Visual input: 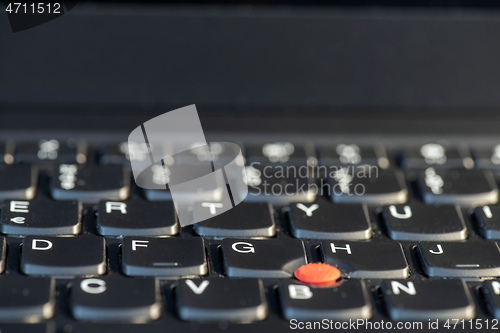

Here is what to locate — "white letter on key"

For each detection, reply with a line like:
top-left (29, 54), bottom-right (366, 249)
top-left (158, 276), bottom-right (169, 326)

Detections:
top-left (429, 244), bottom-right (443, 255)
top-left (185, 280), bottom-right (210, 295)
top-left (330, 243), bottom-right (352, 254)
top-left (296, 203), bottom-right (319, 217)
top-left (10, 201), bottom-right (29, 213)
top-left (81, 278), bottom-right (107, 294)
top-left (132, 240), bottom-right (149, 251)
top-left (391, 281), bottom-right (416, 295)
top-left (106, 202), bottom-right (127, 214)
top-left (288, 285), bottom-right (313, 299)
top-left (32, 239), bottom-right (53, 250)
top-left (232, 242), bottom-right (255, 254)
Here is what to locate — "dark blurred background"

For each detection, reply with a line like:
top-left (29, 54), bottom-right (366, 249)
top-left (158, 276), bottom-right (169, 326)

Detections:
top-left (1, 1), bottom-right (500, 132)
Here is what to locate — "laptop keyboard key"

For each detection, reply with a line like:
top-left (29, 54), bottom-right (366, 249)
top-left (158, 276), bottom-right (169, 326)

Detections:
top-left (287, 201), bottom-right (372, 240)
top-left (176, 142), bottom-right (243, 166)
top-left (248, 142), bottom-right (311, 166)
top-left (399, 143), bottom-right (473, 169)
top-left (1, 199), bottom-right (81, 236)
top-left (382, 279), bottom-right (474, 320)
top-left (329, 167), bottom-right (408, 205)
top-left (319, 144), bottom-right (385, 167)
top-left (417, 241), bottom-right (500, 277)
top-left (50, 164), bottom-right (130, 203)
top-left (144, 164), bottom-right (225, 202)
top-left (97, 200), bottom-right (178, 237)
top-left (0, 165), bottom-right (37, 200)
top-left (320, 241), bottom-right (409, 278)
top-left (71, 277), bottom-right (161, 323)
top-left (244, 164), bottom-right (316, 203)
top-left (415, 168), bottom-right (498, 207)
top-left (278, 279), bottom-right (372, 320)
top-left (18, 139), bottom-right (86, 164)
top-left (222, 238), bottom-right (307, 278)
top-left (482, 280), bottom-right (500, 319)
top-left (0, 237), bottom-right (5, 273)
top-left (194, 202), bottom-right (275, 238)
top-left (121, 237), bottom-right (207, 277)
top-left (176, 278), bottom-right (268, 322)
top-left (21, 236), bottom-right (106, 277)
top-left (475, 206), bottom-right (500, 239)
top-left (381, 204), bottom-right (467, 241)
top-left (99, 141), bottom-right (146, 165)
top-left (472, 144), bottom-right (500, 169)
top-left (0, 276), bottom-right (56, 323)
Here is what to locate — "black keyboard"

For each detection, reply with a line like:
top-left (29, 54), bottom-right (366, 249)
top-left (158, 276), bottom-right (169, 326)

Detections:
top-left (1, 137), bottom-right (500, 333)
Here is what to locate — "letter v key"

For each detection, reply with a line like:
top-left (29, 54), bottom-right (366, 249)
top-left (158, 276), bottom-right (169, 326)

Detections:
top-left (185, 280), bottom-right (210, 295)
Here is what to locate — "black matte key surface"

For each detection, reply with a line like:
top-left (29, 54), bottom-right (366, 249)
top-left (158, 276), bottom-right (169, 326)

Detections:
top-left (121, 237), bottom-right (207, 277)
top-left (0, 276), bottom-right (56, 322)
top-left (18, 139), bottom-right (84, 164)
top-left (320, 241), bottom-right (409, 278)
top-left (381, 203), bottom-right (467, 241)
top-left (287, 201), bottom-right (372, 240)
top-left (1, 199), bottom-right (81, 236)
top-left (319, 144), bottom-right (382, 167)
top-left (144, 189), bottom-right (172, 201)
top-left (417, 241), bottom-right (500, 277)
top-left (176, 278), bottom-right (268, 322)
top-left (51, 164), bottom-right (130, 203)
top-left (222, 238), bottom-right (307, 278)
top-left (145, 165), bottom-right (224, 202)
top-left (482, 280), bottom-right (500, 319)
top-left (97, 200), bottom-right (178, 237)
top-left (71, 277), bottom-right (161, 323)
top-left (0, 164), bottom-right (37, 200)
top-left (382, 279), bottom-right (475, 321)
top-left (328, 167), bottom-right (407, 205)
top-left (278, 279), bottom-right (372, 320)
top-left (21, 236), bottom-right (106, 277)
top-left (194, 202), bottom-right (275, 238)
top-left (248, 142), bottom-right (310, 166)
top-left (244, 164), bottom-right (315, 203)
top-left (399, 143), bottom-right (471, 169)
top-left (0, 324), bottom-right (51, 333)
top-left (475, 205), bottom-right (500, 239)
top-left (415, 168), bottom-right (498, 206)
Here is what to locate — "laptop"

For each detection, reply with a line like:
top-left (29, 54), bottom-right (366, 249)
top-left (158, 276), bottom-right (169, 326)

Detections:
top-left (1, 1), bottom-right (500, 332)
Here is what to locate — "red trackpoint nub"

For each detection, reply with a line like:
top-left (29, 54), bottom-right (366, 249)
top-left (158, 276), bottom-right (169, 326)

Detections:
top-left (294, 263), bottom-right (341, 284)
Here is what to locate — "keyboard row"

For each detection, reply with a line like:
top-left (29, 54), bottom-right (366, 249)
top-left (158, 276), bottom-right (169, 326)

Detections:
top-left (104, 141), bottom-right (500, 170)
top-left (3, 199), bottom-right (500, 241)
top-left (1, 139), bottom-right (499, 170)
top-left (4, 274), bottom-right (500, 324)
top-left (4, 236), bottom-right (500, 279)
top-left (0, 163), bottom-right (499, 207)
